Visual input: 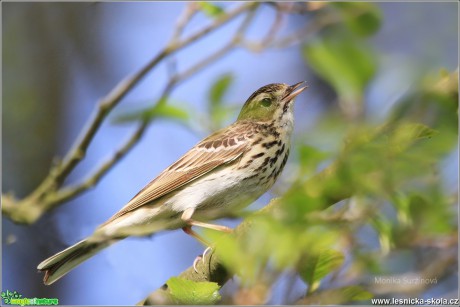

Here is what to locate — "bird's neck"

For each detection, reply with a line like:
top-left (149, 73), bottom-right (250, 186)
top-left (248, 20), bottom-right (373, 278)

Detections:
top-left (252, 113), bottom-right (294, 140)
top-left (277, 111), bottom-right (294, 135)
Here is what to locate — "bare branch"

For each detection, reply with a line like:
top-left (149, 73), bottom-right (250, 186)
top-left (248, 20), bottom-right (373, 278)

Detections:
top-left (171, 2), bottom-right (199, 42)
top-left (240, 7), bottom-right (283, 52)
top-left (49, 1), bottom-right (256, 190)
top-left (2, 2), bottom-right (257, 224)
top-left (15, 4), bottom-right (263, 219)
top-left (46, 122), bottom-right (148, 206)
top-left (67, 5), bottom-right (240, 203)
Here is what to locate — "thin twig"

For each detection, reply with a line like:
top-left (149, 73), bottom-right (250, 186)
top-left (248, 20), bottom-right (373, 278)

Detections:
top-left (2, 2), bottom-right (256, 224)
top-left (240, 7), bottom-right (283, 52)
top-left (46, 122), bottom-right (148, 206)
top-left (167, 3), bottom-right (198, 81)
top-left (172, 2), bottom-right (198, 42)
top-left (50, 1), bottom-right (255, 190)
top-left (271, 14), bottom-right (336, 48)
top-left (266, 2), bottom-right (322, 14)
top-left (48, 4), bottom-right (260, 210)
top-left (238, 4), bottom-right (336, 51)
top-left (172, 5), bottom-right (258, 85)
top-left (261, 8), bottom-right (283, 47)
top-left (271, 5), bottom-right (377, 48)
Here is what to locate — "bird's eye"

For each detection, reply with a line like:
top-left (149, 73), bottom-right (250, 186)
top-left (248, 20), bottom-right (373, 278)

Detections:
top-left (260, 98), bottom-right (272, 107)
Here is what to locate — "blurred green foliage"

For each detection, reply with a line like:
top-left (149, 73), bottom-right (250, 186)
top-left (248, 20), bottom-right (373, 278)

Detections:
top-left (303, 2), bottom-right (384, 118)
top-left (331, 2), bottom-right (382, 37)
top-left (4, 1), bottom-right (457, 305)
top-left (78, 2), bottom-right (456, 304)
top-left (204, 70), bottom-right (457, 303)
top-left (112, 98), bottom-right (190, 126)
top-left (207, 73), bottom-right (236, 130)
top-left (195, 2), bottom-right (457, 304)
top-left (303, 35), bottom-right (377, 105)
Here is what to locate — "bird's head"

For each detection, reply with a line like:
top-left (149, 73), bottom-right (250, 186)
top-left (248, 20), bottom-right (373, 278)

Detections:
top-left (237, 81), bottom-right (308, 123)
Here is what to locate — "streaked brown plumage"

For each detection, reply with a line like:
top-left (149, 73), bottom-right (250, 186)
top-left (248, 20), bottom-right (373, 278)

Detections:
top-left (38, 81), bottom-right (307, 285)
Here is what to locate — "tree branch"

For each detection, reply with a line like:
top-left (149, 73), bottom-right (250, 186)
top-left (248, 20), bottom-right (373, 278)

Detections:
top-left (4, 0), bottom-right (334, 225)
top-left (2, 2), bottom-right (257, 225)
top-left (42, 4), bottom-right (260, 211)
top-left (46, 121), bottom-right (149, 206)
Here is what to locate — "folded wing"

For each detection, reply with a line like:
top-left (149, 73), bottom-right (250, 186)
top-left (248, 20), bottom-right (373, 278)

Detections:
top-left (103, 123), bottom-right (253, 224)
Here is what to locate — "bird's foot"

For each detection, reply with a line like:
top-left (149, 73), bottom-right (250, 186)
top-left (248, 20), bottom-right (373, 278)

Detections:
top-left (193, 246), bottom-right (213, 272)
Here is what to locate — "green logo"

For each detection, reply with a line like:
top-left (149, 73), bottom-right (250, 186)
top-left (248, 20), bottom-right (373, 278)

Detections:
top-left (1, 290), bottom-right (58, 306)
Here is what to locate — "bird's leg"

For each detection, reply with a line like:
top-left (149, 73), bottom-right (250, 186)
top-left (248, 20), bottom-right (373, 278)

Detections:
top-left (182, 225), bottom-right (210, 246)
top-left (182, 225), bottom-right (210, 272)
top-left (181, 208), bottom-right (233, 272)
top-left (181, 207), bottom-right (233, 234)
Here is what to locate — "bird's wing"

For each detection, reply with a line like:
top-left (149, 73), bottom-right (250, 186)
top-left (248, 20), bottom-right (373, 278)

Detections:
top-left (103, 123), bottom-right (253, 224)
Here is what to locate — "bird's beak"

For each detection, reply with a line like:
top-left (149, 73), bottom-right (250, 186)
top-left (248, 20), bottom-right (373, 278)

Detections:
top-left (283, 81), bottom-right (308, 102)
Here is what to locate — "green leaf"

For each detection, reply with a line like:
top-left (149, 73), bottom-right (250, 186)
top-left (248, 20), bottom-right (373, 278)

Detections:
top-left (299, 249), bottom-right (345, 292)
top-left (209, 73), bottom-right (233, 108)
top-left (342, 285), bottom-right (373, 301)
top-left (407, 192), bottom-right (455, 235)
top-left (149, 103), bottom-right (189, 121)
top-left (207, 73), bottom-right (234, 129)
top-left (303, 35), bottom-right (377, 103)
top-left (207, 213), bottom-right (341, 287)
top-left (113, 101), bottom-right (189, 124)
top-left (392, 192), bottom-right (413, 227)
top-left (331, 2), bottom-right (382, 36)
top-left (198, 2), bottom-right (224, 18)
top-left (392, 122), bottom-right (437, 143)
top-left (166, 277), bottom-right (221, 305)
top-left (298, 144), bottom-right (330, 174)
top-left (327, 121), bottom-right (446, 198)
top-left (371, 216), bottom-right (393, 254)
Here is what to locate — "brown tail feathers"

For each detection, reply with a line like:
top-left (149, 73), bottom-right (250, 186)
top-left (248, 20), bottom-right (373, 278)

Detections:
top-left (37, 239), bottom-right (115, 285)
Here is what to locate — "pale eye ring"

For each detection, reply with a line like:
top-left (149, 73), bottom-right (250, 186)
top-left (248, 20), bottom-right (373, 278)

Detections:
top-left (261, 98), bottom-right (272, 107)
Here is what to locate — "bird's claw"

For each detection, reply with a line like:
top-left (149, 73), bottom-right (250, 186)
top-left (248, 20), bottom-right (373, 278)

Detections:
top-left (193, 255), bottom-right (202, 272)
top-left (193, 246), bottom-right (213, 272)
top-left (202, 246), bottom-right (212, 263)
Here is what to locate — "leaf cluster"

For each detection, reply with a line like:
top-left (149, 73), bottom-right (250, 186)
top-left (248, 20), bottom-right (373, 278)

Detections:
top-left (168, 3), bottom-right (458, 304)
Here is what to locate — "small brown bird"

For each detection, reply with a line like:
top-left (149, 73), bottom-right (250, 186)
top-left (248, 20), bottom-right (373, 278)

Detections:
top-left (38, 81), bottom-right (308, 284)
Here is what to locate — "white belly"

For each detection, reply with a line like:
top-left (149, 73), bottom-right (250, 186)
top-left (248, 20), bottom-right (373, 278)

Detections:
top-left (165, 166), bottom-right (264, 220)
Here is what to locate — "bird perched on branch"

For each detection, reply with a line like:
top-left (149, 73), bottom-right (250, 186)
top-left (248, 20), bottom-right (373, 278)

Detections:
top-left (38, 81), bottom-right (308, 285)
